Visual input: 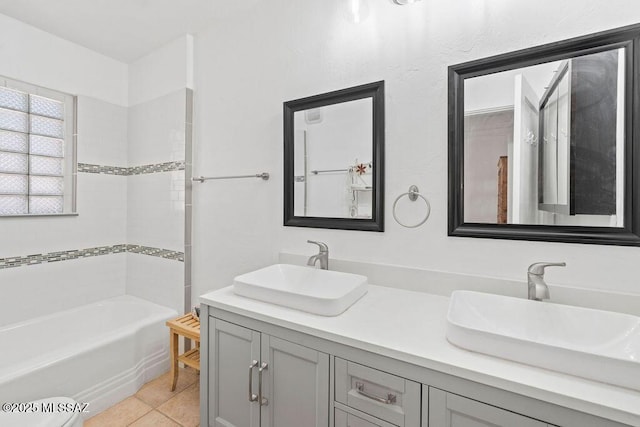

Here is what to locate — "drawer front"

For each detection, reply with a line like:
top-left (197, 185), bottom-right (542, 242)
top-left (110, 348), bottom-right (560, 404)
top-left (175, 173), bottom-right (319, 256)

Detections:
top-left (335, 358), bottom-right (420, 427)
top-left (335, 406), bottom-right (397, 427)
top-left (429, 388), bottom-right (549, 427)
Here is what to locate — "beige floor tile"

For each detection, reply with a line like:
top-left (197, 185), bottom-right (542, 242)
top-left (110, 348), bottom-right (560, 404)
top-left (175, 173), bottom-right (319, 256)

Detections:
top-left (85, 397), bottom-right (152, 427)
top-left (136, 368), bottom-right (199, 408)
top-left (129, 410), bottom-right (181, 427)
top-left (158, 382), bottom-right (200, 427)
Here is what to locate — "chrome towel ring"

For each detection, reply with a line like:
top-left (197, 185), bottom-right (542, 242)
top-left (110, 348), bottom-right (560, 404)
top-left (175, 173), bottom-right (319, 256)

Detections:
top-left (392, 185), bottom-right (431, 228)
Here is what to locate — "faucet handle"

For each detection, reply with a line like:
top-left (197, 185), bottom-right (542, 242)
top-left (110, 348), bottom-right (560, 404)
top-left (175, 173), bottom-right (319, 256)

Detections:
top-left (528, 262), bottom-right (566, 275)
top-left (307, 240), bottom-right (328, 252)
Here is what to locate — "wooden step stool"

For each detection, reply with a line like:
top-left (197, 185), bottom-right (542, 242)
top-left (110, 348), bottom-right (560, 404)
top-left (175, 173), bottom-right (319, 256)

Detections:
top-left (166, 313), bottom-right (201, 391)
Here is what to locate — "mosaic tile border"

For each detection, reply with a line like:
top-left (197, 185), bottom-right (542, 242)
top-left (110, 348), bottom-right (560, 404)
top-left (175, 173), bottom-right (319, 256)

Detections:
top-left (78, 161), bottom-right (185, 176)
top-left (0, 244), bottom-right (184, 269)
top-left (126, 244), bottom-right (184, 262)
top-left (77, 164), bottom-right (129, 175)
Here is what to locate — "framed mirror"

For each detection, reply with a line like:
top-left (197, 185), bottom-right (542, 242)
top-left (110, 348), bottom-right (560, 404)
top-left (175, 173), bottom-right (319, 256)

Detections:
top-left (284, 81), bottom-right (384, 231)
top-left (449, 24), bottom-right (640, 246)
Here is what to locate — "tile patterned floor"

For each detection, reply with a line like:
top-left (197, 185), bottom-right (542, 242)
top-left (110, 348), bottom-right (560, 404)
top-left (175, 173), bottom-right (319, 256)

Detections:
top-left (85, 368), bottom-right (199, 427)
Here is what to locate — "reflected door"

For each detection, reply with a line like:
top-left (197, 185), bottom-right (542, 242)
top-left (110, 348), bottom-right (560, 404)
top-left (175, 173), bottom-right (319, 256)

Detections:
top-left (512, 74), bottom-right (540, 224)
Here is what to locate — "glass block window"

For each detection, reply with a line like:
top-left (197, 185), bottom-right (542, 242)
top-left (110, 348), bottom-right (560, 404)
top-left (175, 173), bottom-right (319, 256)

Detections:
top-left (0, 78), bottom-right (76, 216)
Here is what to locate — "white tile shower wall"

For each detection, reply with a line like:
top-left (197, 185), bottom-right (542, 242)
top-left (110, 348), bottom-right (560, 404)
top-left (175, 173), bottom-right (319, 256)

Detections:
top-left (0, 95), bottom-right (130, 256)
top-left (0, 15), bottom-right (129, 321)
top-left (124, 34), bottom-right (191, 315)
top-left (0, 253), bottom-right (126, 327)
top-left (0, 173), bottom-right (127, 257)
top-left (0, 123), bottom-right (128, 319)
top-left (126, 88), bottom-right (187, 312)
top-left (0, 24), bottom-right (192, 324)
top-left (127, 170), bottom-right (185, 250)
top-left (126, 89), bottom-right (186, 252)
top-left (127, 90), bottom-right (187, 167)
top-left (125, 253), bottom-right (183, 316)
top-left (191, 0), bottom-right (640, 304)
top-left (77, 96), bottom-right (128, 166)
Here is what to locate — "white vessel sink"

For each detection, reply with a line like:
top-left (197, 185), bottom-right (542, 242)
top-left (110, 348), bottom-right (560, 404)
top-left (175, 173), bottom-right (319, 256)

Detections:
top-left (446, 291), bottom-right (640, 391)
top-left (233, 264), bottom-right (368, 316)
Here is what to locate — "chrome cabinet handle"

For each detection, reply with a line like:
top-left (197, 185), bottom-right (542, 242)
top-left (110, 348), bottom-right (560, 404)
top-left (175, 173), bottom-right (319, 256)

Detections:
top-left (248, 360), bottom-right (258, 402)
top-left (355, 382), bottom-right (397, 405)
top-left (259, 362), bottom-right (269, 406)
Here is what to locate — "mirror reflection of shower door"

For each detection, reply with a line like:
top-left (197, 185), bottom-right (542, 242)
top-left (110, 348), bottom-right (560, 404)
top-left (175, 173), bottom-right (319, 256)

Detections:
top-left (556, 69), bottom-right (570, 207)
top-left (541, 89), bottom-right (559, 207)
top-left (511, 74), bottom-right (540, 224)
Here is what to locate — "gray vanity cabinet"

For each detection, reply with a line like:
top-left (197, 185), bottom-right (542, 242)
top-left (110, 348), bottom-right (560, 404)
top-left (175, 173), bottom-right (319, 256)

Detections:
top-left (426, 387), bottom-right (551, 427)
top-left (202, 306), bottom-right (633, 427)
top-left (207, 317), bottom-right (329, 427)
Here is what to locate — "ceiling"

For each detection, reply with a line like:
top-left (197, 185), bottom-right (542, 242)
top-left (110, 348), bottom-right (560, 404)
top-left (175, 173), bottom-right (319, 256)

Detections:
top-left (0, 0), bottom-right (217, 63)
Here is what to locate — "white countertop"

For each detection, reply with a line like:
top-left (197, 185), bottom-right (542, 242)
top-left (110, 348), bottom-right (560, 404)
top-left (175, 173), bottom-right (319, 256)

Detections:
top-left (201, 285), bottom-right (640, 426)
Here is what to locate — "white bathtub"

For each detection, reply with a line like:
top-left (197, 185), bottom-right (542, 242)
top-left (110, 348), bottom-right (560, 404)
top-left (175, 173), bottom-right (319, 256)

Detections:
top-left (0, 295), bottom-right (178, 417)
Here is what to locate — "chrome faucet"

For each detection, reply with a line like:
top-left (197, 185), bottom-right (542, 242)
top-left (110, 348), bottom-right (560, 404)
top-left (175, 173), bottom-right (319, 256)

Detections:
top-left (307, 240), bottom-right (329, 270)
top-left (527, 262), bottom-right (566, 301)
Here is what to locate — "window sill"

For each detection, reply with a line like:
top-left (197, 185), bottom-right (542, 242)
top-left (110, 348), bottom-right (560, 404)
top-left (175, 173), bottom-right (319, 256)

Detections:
top-left (0, 213), bottom-right (78, 218)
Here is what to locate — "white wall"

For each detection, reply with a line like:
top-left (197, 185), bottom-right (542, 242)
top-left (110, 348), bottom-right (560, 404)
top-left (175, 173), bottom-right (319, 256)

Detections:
top-left (192, 0), bottom-right (640, 302)
top-left (0, 14), bottom-right (129, 325)
top-left (129, 35), bottom-right (194, 107)
top-left (0, 13), bottom-right (127, 106)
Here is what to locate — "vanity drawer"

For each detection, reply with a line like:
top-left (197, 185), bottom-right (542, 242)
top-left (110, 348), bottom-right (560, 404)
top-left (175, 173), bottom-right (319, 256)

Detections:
top-left (335, 405), bottom-right (397, 427)
top-left (335, 358), bottom-right (420, 427)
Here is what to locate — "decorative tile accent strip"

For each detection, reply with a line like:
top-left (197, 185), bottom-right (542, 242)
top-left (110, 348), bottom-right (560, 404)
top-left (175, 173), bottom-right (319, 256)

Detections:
top-left (126, 244), bottom-right (184, 262)
top-left (77, 163), bottom-right (130, 175)
top-left (0, 244), bottom-right (127, 269)
top-left (129, 161), bottom-right (185, 175)
top-left (78, 161), bottom-right (185, 176)
top-left (0, 244), bottom-right (184, 269)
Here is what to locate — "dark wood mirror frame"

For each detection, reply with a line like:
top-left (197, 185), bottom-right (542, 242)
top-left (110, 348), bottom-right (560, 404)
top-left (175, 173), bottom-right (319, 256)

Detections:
top-left (283, 81), bottom-right (385, 232)
top-left (448, 24), bottom-right (640, 246)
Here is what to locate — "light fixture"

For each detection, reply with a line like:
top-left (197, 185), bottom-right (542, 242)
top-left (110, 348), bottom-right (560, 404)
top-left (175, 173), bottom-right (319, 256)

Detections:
top-left (393, 0), bottom-right (421, 4)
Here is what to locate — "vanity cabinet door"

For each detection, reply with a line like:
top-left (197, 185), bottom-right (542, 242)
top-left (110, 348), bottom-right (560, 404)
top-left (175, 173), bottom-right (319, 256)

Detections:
top-left (428, 388), bottom-right (549, 427)
top-left (208, 317), bottom-right (329, 427)
top-left (208, 318), bottom-right (261, 427)
top-left (260, 335), bottom-right (329, 427)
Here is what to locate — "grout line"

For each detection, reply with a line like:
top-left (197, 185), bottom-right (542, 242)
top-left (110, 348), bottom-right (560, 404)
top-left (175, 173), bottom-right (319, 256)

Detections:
top-left (124, 397), bottom-right (153, 427)
top-left (156, 385), bottom-right (196, 427)
top-left (151, 410), bottom-right (184, 427)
